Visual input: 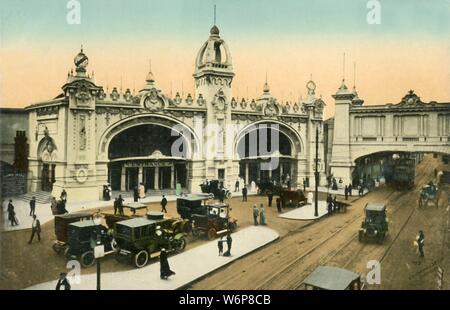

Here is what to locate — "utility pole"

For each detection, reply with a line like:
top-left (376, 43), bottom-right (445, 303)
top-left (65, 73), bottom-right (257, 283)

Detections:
top-left (314, 126), bottom-right (319, 217)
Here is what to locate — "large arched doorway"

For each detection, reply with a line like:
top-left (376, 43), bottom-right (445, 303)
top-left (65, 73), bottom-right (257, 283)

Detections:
top-left (236, 123), bottom-right (300, 187)
top-left (107, 124), bottom-right (190, 191)
top-left (37, 134), bottom-right (58, 192)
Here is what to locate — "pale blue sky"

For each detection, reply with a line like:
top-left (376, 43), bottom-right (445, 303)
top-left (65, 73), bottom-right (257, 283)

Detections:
top-left (1, 0), bottom-right (449, 46)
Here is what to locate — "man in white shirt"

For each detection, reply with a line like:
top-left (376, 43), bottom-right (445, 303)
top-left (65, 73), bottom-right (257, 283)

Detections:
top-left (28, 215), bottom-right (41, 244)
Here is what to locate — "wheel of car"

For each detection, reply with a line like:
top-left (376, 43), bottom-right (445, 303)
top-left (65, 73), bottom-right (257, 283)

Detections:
top-left (64, 247), bottom-right (72, 260)
top-left (192, 227), bottom-right (200, 237)
top-left (358, 231), bottom-right (364, 243)
top-left (134, 250), bottom-right (149, 268)
top-left (52, 243), bottom-right (61, 254)
top-left (182, 221), bottom-right (192, 234)
top-left (175, 238), bottom-right (187, 252)
top-left (207, 228), bottom-right (217, 240)
top-left (80, 251), bottom-right (95, 268)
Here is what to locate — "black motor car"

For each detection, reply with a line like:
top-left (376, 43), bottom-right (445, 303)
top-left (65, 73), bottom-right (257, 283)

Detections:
top-left (358, 203), bottom-right (389, 244)
top-left (65, 221), bottom-right (116, 267)
top-left (200, 180), bottom-right (231, 200)
top-left (176, 194), bottom-right (210, 220)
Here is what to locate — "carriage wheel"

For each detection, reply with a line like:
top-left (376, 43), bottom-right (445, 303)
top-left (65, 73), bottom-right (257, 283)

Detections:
top-left (134, 250), bottom-right (149, 268)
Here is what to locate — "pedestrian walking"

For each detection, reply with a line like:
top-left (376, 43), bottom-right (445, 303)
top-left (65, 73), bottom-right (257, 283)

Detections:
top-left (344, 185), bottom-right (348, 200)
top-left (267, 191), bottom-right (273, 207)
top-left (333, 196), bottom-right (337, 212)
top-left (161, 195), bottom-right (168, 213)
top-left (160, 249), bottom-right (175, 279)
top-left (60, 189), bottom-right (67, 204)
top-left (113, 197), bottom-right (118, 215)
top-left (217, 237), bottom-right (224, 256)
top-left (416, 230), bottom-right (425, 258)
top-left (326, 194), bottom-right (333, 216)
top-left (242, 185), bottom-right (248, 202)
top-left (56, 272), bottom-right (71, 290)
top-left (259, 204), bottom-right (266, 225)
top-left (28, 215), bottom-right (41, 244)
top-left (348, 184), bottom-right (353, 196)
top-left (29, 196), bottom-right (36, 216)
top-left (303, 178), bottom-right (306, 192)
top-left (117, 195), bottom-right (124, 215)
top-left (133, 186), bottom-right (139, 202)
top-left (223, 232), bottom-right (232, 257)
top-left (276, 198), bottom-right (282, 213)
top-left (235, 179), bottom-right (240, 192)
top-left (359, 186), bottom-right (364, 196)
top-left (7, 200), bottom-right (18, 226)
top-left (253, 204), bottom-right (259, 225)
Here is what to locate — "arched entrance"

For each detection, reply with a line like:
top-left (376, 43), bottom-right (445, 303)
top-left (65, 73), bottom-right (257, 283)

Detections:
top-left (235, 122), bottom-right (301, 187)
top-left (107, 124), bottom-right (191, 191)
top-left (37, 134), bottom-right (58, 192)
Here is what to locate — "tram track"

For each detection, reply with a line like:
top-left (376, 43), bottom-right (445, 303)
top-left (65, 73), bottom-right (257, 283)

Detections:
top-left (256, 157), bottom-right (435, 290)
top-left (189, 155), bottom-right (440, 290)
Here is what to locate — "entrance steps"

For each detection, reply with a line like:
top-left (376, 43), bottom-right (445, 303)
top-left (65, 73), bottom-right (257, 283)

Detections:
top-left (18, 191), bottom-right (52, 204)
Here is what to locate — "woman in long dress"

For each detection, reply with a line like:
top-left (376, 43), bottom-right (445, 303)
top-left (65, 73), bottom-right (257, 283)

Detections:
top-left (138, 182), bottom-right (145, 200)
top-left (160, 249), bottom-right (175, 279)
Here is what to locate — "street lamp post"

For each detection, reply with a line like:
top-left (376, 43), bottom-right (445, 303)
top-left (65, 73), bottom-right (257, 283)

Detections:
top-left (314, 127), bottom-right (319, 217)
top-left (92, 215), bottom-right (104, 291)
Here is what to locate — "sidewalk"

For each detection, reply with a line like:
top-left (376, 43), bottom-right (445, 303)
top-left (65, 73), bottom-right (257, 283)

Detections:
top-left (279, 201), bottom-right (329, 220)
top-left (26, 226), bottom-right (279, 290)
top-left (304, 186), bottom-right (369, 196)
top-left (2, 190), bottom-right (256, 232)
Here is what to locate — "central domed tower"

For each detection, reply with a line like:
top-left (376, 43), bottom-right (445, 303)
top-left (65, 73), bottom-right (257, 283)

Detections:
top-left (194, 24), bottom-right (235, 181)
top-left (194, 25), bottom-right (234, 118)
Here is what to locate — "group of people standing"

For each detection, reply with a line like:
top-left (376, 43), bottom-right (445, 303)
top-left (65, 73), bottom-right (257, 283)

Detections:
top-left (217, 232), bottom-right (233, 257)
top-left (326, 194), bottom-right (340, 215)
top-left (252, 204), bottom-right (267, 225)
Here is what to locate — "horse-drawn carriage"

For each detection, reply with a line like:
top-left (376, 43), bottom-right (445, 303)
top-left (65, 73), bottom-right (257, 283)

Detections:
top-left (418, 184), bottom-right (440, 208)
top-left (279, 189), bottom-right (307, 208)
top-left (256, 180), bottom-right (282, 196)
top-left (200, 180), bottom-right (232, 200)
top-left (52, 212), bottom-right (94, 254)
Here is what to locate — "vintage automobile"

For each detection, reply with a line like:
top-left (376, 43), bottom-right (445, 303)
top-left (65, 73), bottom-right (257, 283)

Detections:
top-left (256, 180), bottom-right (282, 196)
top-left (279, 189), bottom-right (307, 208)
top-left (114, 211), bottom-right (187, 268)
top-left (191, 203), bottom-right (237, 240)
top-left (105, 212), bottom-right (191, 234)
top-left (418, 184), bottom-right (440, 208)
top-left (176, 194), bottom-right (211, 220)
top-left (358, 203), bottom-right (389, 244)
top-left (200, 180), bottom-right (232, 200)
top-left (301, 266), bottom-right (363, 290)
top-left (52, 212), bottom-right (94, 254)
top-left (65, 221), bottom-right (117, 267)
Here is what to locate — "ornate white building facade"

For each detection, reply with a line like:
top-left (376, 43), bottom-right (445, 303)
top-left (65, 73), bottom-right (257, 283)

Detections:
top-left (26, 25), bottom-right (326, 202)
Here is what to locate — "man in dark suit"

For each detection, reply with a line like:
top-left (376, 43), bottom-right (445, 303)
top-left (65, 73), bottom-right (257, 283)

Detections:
top-left (267, 190), bottom-right (273, 207)
top-left (161, 195), bottom-right (168, 213)
top-left (242, 185), bottom-right (248, 202)
top-left (29, 196), bottom-right (36, 216)
top-left (28, 215), bottom-right (41, 244)
top-left (56, 272), bottom-right (71, 290)
top-left (8, 200), bottom-right (18, 226)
